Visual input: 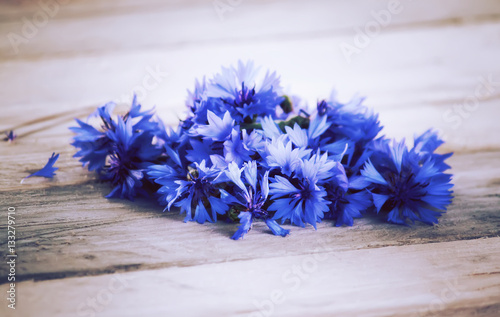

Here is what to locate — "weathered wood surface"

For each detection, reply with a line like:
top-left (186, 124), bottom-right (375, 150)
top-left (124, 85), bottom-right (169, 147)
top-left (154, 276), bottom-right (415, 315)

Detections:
top-left (0, 149), bottom-right (499, 283)
top-left (1, 0), bottom-right (500, 316)
top-left (9, 238), bottom-right (500, 317)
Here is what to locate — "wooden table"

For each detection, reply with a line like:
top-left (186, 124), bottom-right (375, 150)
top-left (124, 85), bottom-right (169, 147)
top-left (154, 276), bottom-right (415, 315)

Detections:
top-left (1, 1), bottom-right (499, 316)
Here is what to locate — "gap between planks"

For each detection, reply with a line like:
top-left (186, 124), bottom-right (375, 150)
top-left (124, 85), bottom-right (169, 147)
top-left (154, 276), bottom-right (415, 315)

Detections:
top-left (0, 149), bottom-right (499, 283)
top-left (0, 237), bottom-right (499, 317)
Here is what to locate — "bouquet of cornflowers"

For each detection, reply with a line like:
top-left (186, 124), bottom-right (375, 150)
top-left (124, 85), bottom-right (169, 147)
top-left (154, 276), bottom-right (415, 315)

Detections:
top-left (70, 61), bottom-right (454, 240)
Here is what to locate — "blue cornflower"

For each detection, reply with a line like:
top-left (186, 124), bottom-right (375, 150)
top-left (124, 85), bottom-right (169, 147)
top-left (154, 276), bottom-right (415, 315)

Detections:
top-left (321, 93), bottom-right (382, 144)
top-left (101, 117), bottom-right (161, 200)
top-left (183, 110), bottom-right (236, 166)
top-left (310, 150), bottom-right (339, 183)
top-left (153, 160), bottom-right (230, 224)
top-left (68, 62), bottom-right (456, 240)
top-left (410, 129), bottom-right (452, 172)
top-left (70, 118), bottom-right (109, 172)
top-left (89, 102), bottom-right (116, 130)
top-left (71, 96), bottom-right (163, 200)
top-left (4, 130), bottom-right (16, 142)
top-left (21, 153), bottom-right (59, 183)
top-left (361, 139), bottom-right (453, 225)
top-left (225, 161), bottom-right (290, 239)
top-left (207, 61), bottom-right (284, 123)
top-left (185, 138), bottom-right (218, 164)
top-left (155, 119), bottom-right (192, 169)
top-left (264, 136), bottom-right (311, 176)
top-left (224, 129), bottom-right (253, 166)
top-left (192, 110), bottom-right (235, 141)
top-left (185, 77), bottom-right (228, 125)
top-left (268, 155), bottom-right (331, 229)
top-left (259, 115), bottom-right (282, 139)
top-left (340, 140), bottom-right (377, 177)
top-left (260, 112), bottom-right (345, 164)
top-left (223, 129), bottom-right (264, 166)
top-left (322, 162), bottom-right (372, 226)
top-left (147, 163), bottom-right (183, 208)
top-left (70, 102), bottom-right (119, 172)
top-left (125, 95), bottom-right (160, 132)
top-left (241, 128), bottom-right (267, 153)
top-left (317, 93), bottom-right (383, 176)
top-left (71, 96), bottom-right (161, 173)
top-left (186, 78), bottom-right (207, 119)
top-left (285, 115), bottom-right (330, 150)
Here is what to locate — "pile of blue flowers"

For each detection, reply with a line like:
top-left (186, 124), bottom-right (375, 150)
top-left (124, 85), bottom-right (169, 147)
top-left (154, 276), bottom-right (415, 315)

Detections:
top-left (70, 61), bottom-right (454, 240)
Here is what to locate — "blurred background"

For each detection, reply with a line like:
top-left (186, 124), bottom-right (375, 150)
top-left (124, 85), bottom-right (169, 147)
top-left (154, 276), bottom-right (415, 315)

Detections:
top-left (1, 0), bottom-right (500, 152)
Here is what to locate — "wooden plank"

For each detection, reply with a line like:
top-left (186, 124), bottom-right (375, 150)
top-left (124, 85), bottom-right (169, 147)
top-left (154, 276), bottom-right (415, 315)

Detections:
top-left (2, 18), bottom-right (500, 112)
top-left (1, 2), bottom-right (499, 151)
top-left (2, 237), bottom-right (499, 317)
top-left (2, 0), bottom-right (500, 59)
top-left (1, 27), bottom-right (500, 151)
top-left (0, 1), bottom-right (499, 316)
top-left (0, 148), bottom-right (499, 281)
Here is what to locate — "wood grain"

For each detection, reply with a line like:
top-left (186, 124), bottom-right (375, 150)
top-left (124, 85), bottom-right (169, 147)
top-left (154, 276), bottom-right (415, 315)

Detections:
top-left (0, 0), bottom-right (499, 316)
top-left (3, 237), bottom-right (500, 317)
top-left (0, 17), bottom-right (500, 151)
top-left (0, 149), bottom-right (499, 282)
